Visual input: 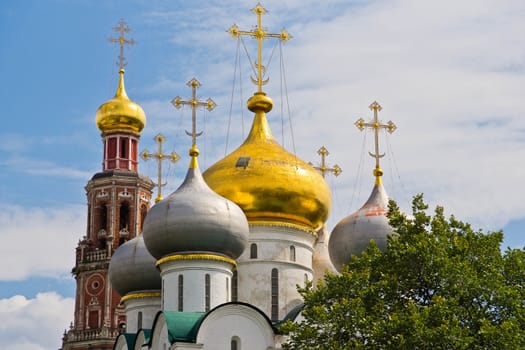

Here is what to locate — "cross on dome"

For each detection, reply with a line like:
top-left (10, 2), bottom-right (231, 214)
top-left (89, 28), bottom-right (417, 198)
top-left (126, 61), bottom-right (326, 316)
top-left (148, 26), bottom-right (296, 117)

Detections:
top-left (140, 134), bottom-right (180, 203)
top-left (355, 101), bottom-right (397, 184)
top-left (227, 3), bottom-right (291, 93)
top-left (171, 78), bottom-right (216, 152)
top-left (313, 146), bottom-right (342, 179)
top-left (109, 19), bottom-right (135, 70)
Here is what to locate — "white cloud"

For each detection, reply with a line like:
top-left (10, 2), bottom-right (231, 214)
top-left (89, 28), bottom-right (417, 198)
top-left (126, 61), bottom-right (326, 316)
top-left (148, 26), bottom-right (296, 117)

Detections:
top-left (0, 204), bottom-right (84, 281)
top-left (0, 292), bottom-right (74, 350)
top-left (1, 157), bottom-right (93, 180)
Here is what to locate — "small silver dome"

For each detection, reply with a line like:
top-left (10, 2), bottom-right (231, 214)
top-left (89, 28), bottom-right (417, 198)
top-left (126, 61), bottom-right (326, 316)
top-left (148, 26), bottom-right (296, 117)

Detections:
top-left (329, 183), bottom-right (392, 272)
top-left (142, 161), bottom-right (249, 261)
top-left (109, 235), bottom-right (161, 296)
top-left (312, 226), bottom-right (337, 284)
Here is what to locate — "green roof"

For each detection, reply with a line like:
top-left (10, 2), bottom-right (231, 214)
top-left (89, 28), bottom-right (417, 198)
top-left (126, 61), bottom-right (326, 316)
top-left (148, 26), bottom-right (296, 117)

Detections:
top-left (122, 333), bottom-right (136, 350)
top-left (164, 311), bottom-right (206, 343)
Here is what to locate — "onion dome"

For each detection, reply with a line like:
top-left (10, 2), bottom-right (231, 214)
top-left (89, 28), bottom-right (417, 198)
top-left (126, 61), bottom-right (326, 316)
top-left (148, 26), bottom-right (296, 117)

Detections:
top-left (95, 69), bottom-right (146, 135)
top-left (329, 168), bottom-right (392, 272)
top-left (312, 226), bottom-right (336, 283)
top-left (203, 93), bottom-right (331, 231)
top-left (142, 145), bottom-right (249, 260)
top-left (108, 235), bottom-right (161, 296)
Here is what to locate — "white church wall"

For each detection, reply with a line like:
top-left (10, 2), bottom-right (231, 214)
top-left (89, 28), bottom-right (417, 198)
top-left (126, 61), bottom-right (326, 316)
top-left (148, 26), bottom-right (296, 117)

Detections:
top-left (237, 225), bottom-right (315, 320)
top-left (159, 259), bottom-right (233, 312)
top-left (195, 303), bottom-right (276, 350)
top-left (124, 295), bottom-right (161, 333)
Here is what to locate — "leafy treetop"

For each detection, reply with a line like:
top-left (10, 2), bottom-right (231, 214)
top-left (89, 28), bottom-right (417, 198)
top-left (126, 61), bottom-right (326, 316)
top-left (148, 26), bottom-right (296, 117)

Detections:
top-left (282, 194), bottom-right (525, 349)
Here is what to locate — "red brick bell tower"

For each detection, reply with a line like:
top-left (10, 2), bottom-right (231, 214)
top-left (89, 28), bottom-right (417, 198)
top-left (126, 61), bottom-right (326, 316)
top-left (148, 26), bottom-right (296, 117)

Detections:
top-left (61, 20), bottom-right (154, 350)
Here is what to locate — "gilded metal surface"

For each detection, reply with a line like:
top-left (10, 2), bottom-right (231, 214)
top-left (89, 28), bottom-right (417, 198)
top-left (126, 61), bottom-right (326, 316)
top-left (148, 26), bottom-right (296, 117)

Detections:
top-left (355, 101), bottom-right (397, 185)
top-left (156, 253), bottom-right (237, 267)
top-left (95, 69), bottom-right (146, 135)
top-left (171, 78), bottom-right (216, 149)
top-left (203, 107), bottom-right (331, 231)
top-left (249, 220), bottom-right (316, 235)
top-left (227, 4), bottom-right (291, 93)
top-left (120, 291), bottom-right (161, 303)
top-left (141, 133), bottom-right (179, 203)
top-left (312, 146), bottom-right (342, 178)
top-left (108, 19), bottom-right (135, 70)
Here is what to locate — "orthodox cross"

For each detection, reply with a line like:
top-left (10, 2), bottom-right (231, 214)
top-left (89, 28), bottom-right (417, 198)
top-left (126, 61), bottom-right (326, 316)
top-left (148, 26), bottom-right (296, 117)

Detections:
top-left (355, 101), bottom-right (397, 182)
top-left (140, 134), bottom-right (180, 203)
top-left (109, 19), bottom-right (135, 70)
top-left (227, 3), bottom-right (291, 93)
top-left (313, 146), bottom-right (342, 178)
top-left (171, 78), bottom-right (217, 148)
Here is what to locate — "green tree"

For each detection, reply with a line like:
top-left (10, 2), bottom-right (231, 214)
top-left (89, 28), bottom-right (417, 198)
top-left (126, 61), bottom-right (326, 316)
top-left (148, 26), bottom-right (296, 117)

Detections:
top-left (282, 195), bottom-right (525, 349)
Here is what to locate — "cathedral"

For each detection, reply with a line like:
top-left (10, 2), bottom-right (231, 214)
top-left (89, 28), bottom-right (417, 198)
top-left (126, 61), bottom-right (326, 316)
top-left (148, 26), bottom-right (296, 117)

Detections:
top-left (60, 4), bottom-right (394, 350)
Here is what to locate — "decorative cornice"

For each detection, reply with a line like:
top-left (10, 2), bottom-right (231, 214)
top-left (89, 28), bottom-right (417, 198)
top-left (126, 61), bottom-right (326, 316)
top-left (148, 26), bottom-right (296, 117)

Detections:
top-left (249, 220), bottom-right (316, 236)
top-left (121, 291), bottom-right (161, 303)
top-left (156, 254), bottom-right (237, 267)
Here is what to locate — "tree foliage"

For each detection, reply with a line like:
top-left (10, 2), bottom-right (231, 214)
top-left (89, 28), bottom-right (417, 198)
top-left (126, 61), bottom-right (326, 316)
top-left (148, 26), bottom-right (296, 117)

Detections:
top-left (282, 195), bottom-right (525, 349)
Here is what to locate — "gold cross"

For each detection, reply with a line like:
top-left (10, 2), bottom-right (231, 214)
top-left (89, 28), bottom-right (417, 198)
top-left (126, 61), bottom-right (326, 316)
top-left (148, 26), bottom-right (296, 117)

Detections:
top-left (171, 78), bottom-right (217, 149)
top-left (109, 19), bottom-right (136, 70)
top-left (313, 146), bottom-right (342, 178)
top-left (227, 3), bottom-right (291, 93)
top-left (355, 101), bottom-right (397, 184)
top-left (140, 133), bottom-right (180, 203)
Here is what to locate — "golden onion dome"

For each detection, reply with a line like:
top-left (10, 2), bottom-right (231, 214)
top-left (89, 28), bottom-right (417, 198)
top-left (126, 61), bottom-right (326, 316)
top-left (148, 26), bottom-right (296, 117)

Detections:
top-left (203, 93), bottom-right (331, 231)
top-left (95, 69), bottom-right (146, 135)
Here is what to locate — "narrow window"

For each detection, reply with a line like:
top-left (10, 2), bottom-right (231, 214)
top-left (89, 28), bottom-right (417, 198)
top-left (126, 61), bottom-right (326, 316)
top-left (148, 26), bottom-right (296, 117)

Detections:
top-left (250, 243), bottom-right (257, 259)
top-left (232, 269), bottom-right (238, 302)
top-left (226, 277), bottom-right (229, 301)
top-left (100, 204), bottom-right (108, 231)
top-left (290, 245), bottom-right (296, 262)
top-left (137, 311), bottom-right (142, 330)
top-left (120, 138), bottom-right (128, 158)
top-left (178, 275), bottom-right (183, 311)
top-left (231, 337), bottom-right (240, 350)
top-left (205, 274), bottom-right (211, 311)
top-left (119, 203), bottom-right (130, 231)
top-left (271, 268), bottom-right (279, 321)
top-left (140, 204), bottom-right (148, 232)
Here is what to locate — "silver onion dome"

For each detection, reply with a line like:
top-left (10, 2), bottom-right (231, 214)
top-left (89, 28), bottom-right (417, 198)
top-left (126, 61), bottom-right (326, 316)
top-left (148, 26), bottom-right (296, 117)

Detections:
top-left (109, 235), bottom-right (161, 296)
top-left (142, 157), bottom-right (249, 261)
top-left (329, 182), bottom-right (392, 272)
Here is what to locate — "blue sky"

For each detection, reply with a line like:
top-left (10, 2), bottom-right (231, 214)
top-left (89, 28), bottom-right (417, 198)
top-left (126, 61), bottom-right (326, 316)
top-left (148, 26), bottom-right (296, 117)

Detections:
top-left (0, 1), bottom-right (524, 349)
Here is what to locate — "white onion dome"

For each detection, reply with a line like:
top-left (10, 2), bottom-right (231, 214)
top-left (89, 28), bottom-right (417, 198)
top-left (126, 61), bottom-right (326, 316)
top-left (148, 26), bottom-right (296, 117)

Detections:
top-left (329, 177), bottom-right (392, 272)
top-left (108, 235), bottom-right (161, 296)
top-left (142, 146), bottom-right (249, 260)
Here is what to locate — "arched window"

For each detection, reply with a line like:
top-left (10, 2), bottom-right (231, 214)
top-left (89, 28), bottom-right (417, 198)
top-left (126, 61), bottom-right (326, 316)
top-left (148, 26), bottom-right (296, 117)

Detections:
top-left (290, 245), bottom-right (296, 262)
top-left (250, 243), bottom-right (257, 259)
top-left (232, 269), bottom-right (238, 302)
top-left (271, 268), bottom-right (279, 321)
top-left (120, 138), bottom-right (128, 158)
top-left (119, 203), bottom-right (130, 231)
top-left (231, 336), bottom-right (241, 350)
top-left (205, 274), bottom-right (211, 311)
top-left (100, 204), bottom-right (108, 231)
top-left (137, 311), bottom-right (142, 330)
top-left (226, 277), bottom-right (229, 301)
top-left (140, 204), bottom-right (148, 232)
top-left (178, 275), bottom-right (183, 311)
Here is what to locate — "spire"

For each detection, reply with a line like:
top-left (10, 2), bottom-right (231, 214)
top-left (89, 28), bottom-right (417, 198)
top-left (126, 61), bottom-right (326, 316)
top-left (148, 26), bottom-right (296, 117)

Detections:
top-left (312, 146), bottom-right (342, 179)
top-left (109, 19), bottom-right (135, 70)
top-left (227, 3), bottom-right (291, 112)
top-left (171, 78), bottom-right (216, 169)
top-left (355, 101), bottom-right (397, 185)
top-left (140, 134), bottom-right (180, 203)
